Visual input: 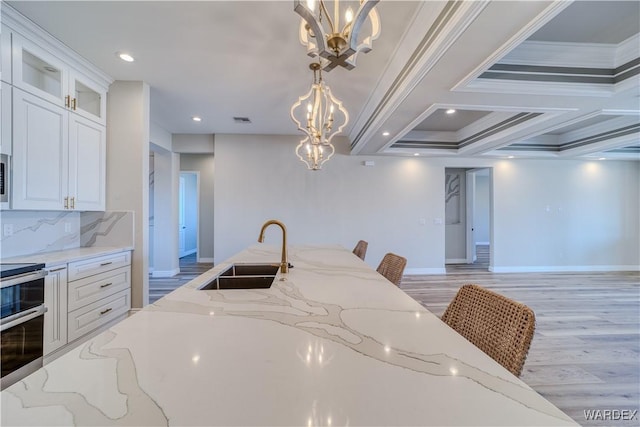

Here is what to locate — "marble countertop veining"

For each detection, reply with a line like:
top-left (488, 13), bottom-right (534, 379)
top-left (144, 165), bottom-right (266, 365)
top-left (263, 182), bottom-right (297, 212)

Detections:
top-left (1, 244), bottom-right (577, 426)
top-left (1, 246), bottom-right (134, 267)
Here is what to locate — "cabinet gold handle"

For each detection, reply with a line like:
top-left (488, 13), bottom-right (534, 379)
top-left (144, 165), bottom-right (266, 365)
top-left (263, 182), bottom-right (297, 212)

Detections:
top-left (49, 267), bottom-right (66, 272)
top-left (100, 261), bottom-right (113, 267)
top-left (65, 95), bottom-right (70, 108)
top-left (70, 197), bottom-right (75, 209)
top-left (100, 308), bottom-right (112, 315)
top-left (71, 98), bottom-right (77, 110)
top-left (64, 197), bottom-right (69, 209)
top-left (100, 282), bottom-right (113, 288)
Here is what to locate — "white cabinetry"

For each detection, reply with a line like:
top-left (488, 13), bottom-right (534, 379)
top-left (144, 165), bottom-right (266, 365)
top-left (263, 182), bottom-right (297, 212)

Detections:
top-left (12, 34), bottom-right (106, 125)
top-left (43, 264), bottom-right (68, 356)
top-left (0, 8), bottom-right (112, 211)
top-left (67, 252), bottom-right (131, 343)
top-left (12, 87), bottom-right (105, 210)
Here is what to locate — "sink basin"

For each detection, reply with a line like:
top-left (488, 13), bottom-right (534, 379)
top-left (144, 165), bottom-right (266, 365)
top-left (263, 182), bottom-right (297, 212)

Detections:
top-left (199, 263), bottom-right (280, 290)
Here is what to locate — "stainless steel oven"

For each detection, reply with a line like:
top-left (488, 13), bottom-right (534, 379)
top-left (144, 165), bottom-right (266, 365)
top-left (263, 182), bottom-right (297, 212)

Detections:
top-left (0, 153), bottom-right (9, 207)
top-left (1, 263), bottom-right (47, 390)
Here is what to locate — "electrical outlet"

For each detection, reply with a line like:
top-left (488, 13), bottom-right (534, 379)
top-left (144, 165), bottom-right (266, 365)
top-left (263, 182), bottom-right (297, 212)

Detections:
top-left (3, 224), bottom-right (14, 236)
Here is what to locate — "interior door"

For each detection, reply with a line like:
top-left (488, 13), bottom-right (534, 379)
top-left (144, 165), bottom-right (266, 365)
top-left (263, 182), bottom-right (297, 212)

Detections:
top-left (178, 176), bottom-right (186, 257)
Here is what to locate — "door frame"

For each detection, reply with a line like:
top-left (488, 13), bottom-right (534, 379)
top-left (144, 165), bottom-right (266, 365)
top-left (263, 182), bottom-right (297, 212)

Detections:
top-left (179, 171), bottom-right (200, 260)
top-left (464, 167), bottom-right (493, 267)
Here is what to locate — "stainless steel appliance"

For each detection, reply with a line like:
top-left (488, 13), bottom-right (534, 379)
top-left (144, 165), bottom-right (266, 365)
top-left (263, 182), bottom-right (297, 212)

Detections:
top-left (1, 263), bottom-right (47, 390)
top-left (0, 153), bottom-right (8, 207)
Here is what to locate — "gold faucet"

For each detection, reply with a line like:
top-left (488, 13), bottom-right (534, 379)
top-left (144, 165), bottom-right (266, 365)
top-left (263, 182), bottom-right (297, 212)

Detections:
top-left (257, 219), bottom-right (289, 274)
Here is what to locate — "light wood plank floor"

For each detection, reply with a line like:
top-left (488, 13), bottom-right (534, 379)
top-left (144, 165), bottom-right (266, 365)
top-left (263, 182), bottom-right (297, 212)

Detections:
top-left (149, 254), bottom-right (213, 304)
top-left (401, 269), bottom-right (640, 427)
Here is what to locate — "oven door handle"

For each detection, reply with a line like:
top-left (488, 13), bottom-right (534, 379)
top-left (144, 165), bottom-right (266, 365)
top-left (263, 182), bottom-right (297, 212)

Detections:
top-left (0, 270), bottom-right (48, 289)
top-left (0, 305), bottom-right (47, 332)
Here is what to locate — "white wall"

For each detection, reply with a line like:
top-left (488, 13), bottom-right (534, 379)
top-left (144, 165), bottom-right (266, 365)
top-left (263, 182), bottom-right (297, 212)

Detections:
top-left (214, 134), bottom-right (445, 272)
top-left (474, 173), bottom-right (490, 244)
top-left (152, 148), bottom-right (180, 277)
top-left (106, 81), bottom-right (150, 308)
top-left (182, 172), bottom-right (198, 253)
top-left (492, 159), bottom-right (640, 271)
top-left (213, 134), bottom-right (640, 273)
top-left (180, 154), bottom-right (214, 262)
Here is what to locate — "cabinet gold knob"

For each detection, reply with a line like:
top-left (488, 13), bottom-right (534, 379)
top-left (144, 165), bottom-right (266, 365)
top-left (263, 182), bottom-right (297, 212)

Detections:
top-left (70, 197), bottom-right (75, 209)
top-left (71, 98), bottom-right (77, 110)
top-left (64, 197), bottom-right (69, 209)
top-left (65, 95), bottom-right (70, 108)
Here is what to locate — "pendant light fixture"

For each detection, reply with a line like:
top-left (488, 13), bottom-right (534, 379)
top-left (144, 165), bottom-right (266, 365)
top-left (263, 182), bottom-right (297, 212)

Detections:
top-left (294, 0), bottom-right (381, 71)
top-left (290, 62), bottom-right (349, 170)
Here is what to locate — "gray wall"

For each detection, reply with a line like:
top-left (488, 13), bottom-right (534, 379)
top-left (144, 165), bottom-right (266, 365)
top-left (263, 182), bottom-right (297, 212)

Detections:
top-left (213, 134), bottom-right (640, 273)
top-left (180, 154), bottom-right (214, 262)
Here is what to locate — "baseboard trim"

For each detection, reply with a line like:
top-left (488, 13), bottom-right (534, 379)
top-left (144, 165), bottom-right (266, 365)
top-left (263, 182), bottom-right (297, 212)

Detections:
top-left (405, 267), bottom-right (447, 275)
top-left (445, 258), bottom-right (468, 264)
top-left (151, 268), bottom-right (180, 278)
top-left (198, 257), bottom-right (214, 263)
top-left (489, 265), bottom-right (640, 273)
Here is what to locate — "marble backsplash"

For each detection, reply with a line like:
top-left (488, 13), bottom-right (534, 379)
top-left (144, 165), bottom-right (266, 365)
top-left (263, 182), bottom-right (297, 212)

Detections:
top-left (0, 210), bottom-right (134, 258)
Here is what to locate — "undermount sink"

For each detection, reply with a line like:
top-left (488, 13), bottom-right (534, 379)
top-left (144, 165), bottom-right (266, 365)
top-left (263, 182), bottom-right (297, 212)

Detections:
top-left (199, 263), bottom-right (280, 290)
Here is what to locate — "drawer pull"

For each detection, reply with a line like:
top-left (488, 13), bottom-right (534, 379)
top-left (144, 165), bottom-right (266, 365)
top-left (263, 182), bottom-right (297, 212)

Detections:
top-left (100, 262), bottom-right (113, 267)
top-left (100, 282), bottom-right (113, 288)
top-left (100, 308), bottom-right (112, 315)
top-left (49, 267), bottom-right (66, 273)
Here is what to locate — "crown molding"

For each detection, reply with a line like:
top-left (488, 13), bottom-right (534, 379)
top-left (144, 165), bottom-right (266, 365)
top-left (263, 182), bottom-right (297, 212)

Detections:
top-left (500, 40), bottom-right (615, 69)
top-left (349, 0), bottom-right (489, 154)
top-left (451, 0), bottom-right (572, 93)
top-left (616, 34), bottom-right (640, 68)
top-left (462, 79), bottom-right (614, 97)
top-left (1, 4), bottom-right (113, 88)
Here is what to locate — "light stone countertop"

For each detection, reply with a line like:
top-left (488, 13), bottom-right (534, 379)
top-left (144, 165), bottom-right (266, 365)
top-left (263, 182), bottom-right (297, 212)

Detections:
top-left (1, 244), bottom-right (577, 426)
top-left (1, 246), bottom-right (134, 267)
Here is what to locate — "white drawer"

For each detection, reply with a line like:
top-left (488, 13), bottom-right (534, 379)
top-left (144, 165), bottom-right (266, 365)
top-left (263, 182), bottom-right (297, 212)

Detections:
top-left (67, 266), bottom-right (130, 312)
top-left (67, 289), bottom-right (130, 342)
top-left (68, 251), bottom-right (131, 282)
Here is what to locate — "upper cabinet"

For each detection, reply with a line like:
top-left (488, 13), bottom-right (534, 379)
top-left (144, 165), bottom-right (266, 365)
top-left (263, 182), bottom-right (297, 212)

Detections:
top-left (12, 34), bottom-right (106, 125)
top-left (1, 5), bottom-right (113, 211)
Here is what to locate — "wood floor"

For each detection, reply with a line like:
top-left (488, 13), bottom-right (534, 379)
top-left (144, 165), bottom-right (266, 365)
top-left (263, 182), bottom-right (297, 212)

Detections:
top-left (402, 270), bottom-right (640, 427)
top-left (148, 253), bottom-right (212, 303)
top-left (150, 251), bottom-right (639, 426)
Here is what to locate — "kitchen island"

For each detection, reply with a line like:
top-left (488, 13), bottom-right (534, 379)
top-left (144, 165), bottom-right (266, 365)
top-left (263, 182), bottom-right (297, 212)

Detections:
top-left (1, 244), bottom-right (576, 426)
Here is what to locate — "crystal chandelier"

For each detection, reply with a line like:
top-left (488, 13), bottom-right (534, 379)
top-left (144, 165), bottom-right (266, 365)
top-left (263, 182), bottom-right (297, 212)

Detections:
top-left (294, 0), bottom-right (381, 71)
top-left (291, 63), bottom-right (349, 170)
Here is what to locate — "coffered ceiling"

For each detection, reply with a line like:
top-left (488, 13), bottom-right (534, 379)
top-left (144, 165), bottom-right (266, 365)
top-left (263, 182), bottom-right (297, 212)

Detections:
top-left (6, 0), bottom-right (639, 161)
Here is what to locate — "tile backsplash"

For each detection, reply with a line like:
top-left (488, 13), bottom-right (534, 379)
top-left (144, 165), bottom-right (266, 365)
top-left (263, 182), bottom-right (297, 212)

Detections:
top-left (0, 210), bottom-right (134, 258)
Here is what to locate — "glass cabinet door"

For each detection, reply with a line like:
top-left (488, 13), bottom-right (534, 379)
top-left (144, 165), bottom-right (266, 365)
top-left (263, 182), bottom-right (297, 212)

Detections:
top-left (12, 34), bottom-right (67, 106)
top-left (70, 72), bottom-right (106, 124)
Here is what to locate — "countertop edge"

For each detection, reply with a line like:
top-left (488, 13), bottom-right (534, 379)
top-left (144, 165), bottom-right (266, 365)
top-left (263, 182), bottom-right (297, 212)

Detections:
top-left (1, 246), bottom-right (134, 267)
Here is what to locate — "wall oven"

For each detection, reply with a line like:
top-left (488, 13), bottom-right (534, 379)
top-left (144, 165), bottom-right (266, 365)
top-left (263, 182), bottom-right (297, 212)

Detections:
top-left (0, 153), bottom-right (9, 208)
top-left (1, 263), bottom-right (47, 390)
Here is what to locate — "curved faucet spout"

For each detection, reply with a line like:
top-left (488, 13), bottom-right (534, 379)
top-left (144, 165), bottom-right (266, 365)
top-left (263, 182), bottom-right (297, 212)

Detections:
top-left (258, 220), bottom-right (289, 274)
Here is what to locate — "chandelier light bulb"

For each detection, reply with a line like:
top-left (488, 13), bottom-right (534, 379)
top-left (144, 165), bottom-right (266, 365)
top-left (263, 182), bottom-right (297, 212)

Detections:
top-left (345, 7), bottom-right (354, 24)
top-left (306, 0), bottom-right (316, 12)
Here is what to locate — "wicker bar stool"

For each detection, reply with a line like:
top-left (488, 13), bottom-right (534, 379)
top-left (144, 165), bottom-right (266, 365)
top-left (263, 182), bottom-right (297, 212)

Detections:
top-left (441, 284), bottom-right (536, 377)
top-left (352, 240), bottom-right (368, 261)
top-left (376, 253), bottom-right (407, 286)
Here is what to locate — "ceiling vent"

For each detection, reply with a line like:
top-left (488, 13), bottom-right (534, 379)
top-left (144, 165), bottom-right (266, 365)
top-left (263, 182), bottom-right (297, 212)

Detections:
top-left (233, 117), bottom-right (251, 124)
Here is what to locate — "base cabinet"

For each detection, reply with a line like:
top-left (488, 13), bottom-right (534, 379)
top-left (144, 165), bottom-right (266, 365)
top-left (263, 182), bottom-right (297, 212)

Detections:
top-left (43, 250), bottom-right (131, 362)
top-left (43, 265), bottom-right (68, 356)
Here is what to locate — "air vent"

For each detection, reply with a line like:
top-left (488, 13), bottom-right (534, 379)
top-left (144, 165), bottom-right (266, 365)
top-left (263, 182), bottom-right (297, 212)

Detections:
top-left (233, 117), bottom-right (251, 124)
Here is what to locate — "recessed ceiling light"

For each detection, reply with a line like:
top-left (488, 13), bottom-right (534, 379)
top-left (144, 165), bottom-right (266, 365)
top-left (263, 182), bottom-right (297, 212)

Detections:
top-left (117, 52), bottom-right (135, 62)
top-left (192, 116), bottom-right (202, 122)
top-left (598, 157), bottom-right (606, 160)
top-left (507, 155), bottom-right (514, 159)
top-left (445, 109), bottom-right (456, 115)
top-left (382, 131), bottom-right (390, 136)
top-left (413, 153), bottom-right (420, 156)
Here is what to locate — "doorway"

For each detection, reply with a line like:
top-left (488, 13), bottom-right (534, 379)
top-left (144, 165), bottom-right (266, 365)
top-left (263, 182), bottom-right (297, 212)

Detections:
top-left (179, 172), bottom-right (199, 259)
top-left (444, 168), bottom-right (492, 271)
